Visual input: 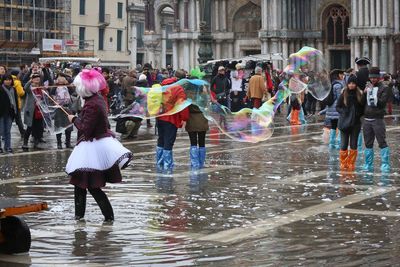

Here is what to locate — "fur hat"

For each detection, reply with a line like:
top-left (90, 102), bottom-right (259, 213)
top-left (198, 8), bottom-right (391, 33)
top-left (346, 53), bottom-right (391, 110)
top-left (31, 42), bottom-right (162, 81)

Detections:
top-left (73, 69), bottom-right (106, 98)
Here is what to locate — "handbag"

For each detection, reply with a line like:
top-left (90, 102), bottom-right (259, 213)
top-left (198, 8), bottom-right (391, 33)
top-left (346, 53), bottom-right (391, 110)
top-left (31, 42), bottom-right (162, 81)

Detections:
top-left (338, 104), bottom-right (356, 131)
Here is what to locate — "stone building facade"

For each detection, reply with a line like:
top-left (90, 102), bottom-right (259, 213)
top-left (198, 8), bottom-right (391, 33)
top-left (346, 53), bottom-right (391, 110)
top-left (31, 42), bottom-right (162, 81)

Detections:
top-left (137, 0), bottom-right (400, 73)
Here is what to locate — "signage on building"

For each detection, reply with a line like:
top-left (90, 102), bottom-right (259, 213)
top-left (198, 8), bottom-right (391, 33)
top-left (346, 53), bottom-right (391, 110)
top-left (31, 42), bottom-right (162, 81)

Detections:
top-left (42, 39), bottom-right (64, 52)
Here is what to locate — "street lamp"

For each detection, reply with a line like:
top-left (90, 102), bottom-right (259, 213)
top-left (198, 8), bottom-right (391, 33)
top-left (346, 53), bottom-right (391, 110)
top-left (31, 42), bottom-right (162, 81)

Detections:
top-left (197, 0), bottom-right (213, 64)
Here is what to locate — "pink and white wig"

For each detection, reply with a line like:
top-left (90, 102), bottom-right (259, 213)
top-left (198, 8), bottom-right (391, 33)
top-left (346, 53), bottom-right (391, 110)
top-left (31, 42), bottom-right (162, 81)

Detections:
top-left (73, 69), bottom-right (106, 98)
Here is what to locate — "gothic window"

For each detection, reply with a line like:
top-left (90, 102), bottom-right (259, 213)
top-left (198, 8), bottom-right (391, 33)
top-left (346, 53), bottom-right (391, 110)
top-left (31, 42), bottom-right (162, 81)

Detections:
top-left (233, 2), bottom-right (261, 39)
top-left (325, 6), bottom-right (350, 45)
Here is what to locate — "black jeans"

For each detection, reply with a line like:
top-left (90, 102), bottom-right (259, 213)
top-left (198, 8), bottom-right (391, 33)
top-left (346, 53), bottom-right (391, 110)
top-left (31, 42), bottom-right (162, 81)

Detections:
top-left (156, 120), bottom-right (178, 150)
top-left (363, 119), bottom-right (388, 149)
top-left (188, 131), bottom-right (206, 147)
top-left (74, 186), bottom-right (114, 220)
top-left (340, 124), bottom-right (361, 150)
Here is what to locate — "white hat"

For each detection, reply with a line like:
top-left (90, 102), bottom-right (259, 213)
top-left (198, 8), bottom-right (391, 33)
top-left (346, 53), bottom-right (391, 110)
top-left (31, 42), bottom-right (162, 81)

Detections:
top-left (138, 74), bottom-right (147, 81)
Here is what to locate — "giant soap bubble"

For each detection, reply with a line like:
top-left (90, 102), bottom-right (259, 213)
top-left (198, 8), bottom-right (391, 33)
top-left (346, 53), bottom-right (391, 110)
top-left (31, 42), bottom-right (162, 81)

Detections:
top-left (282, 46), bottom-right (331, 100)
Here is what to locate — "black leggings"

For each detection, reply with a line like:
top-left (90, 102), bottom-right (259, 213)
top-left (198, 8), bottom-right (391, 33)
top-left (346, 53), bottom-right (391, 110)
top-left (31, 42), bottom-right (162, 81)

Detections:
top-left (188, 131), bottom-right (206, 147)
top-left (340, 124), bottom-right (361, 150)
top-left (74, 186), bottom-right (114, 220)
top-left (331, 119), bottom-right (338, 130)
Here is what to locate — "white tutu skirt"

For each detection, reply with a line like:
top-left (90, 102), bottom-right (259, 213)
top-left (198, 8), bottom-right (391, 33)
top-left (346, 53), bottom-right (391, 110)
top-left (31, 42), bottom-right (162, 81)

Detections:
top-left (66, 137), bottom-right (132, 189)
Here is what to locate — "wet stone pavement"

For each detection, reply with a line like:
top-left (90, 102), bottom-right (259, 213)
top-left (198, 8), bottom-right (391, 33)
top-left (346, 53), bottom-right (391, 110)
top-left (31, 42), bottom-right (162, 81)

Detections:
top-left (1, 111), bottom-right (400, 266)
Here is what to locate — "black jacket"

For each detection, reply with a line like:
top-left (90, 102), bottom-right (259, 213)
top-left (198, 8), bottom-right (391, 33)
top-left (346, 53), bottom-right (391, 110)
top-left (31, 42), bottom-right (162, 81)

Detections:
top-left (0, 86), bottom-right (18, 119)
top-left (362, 81), bottom-right (389, 119)
top-left (210, 74), bottom-right (231, 96)
top-left (336, 90), bottom-right (364, 126)
top-left (356, 67), bottom-right (369, 90)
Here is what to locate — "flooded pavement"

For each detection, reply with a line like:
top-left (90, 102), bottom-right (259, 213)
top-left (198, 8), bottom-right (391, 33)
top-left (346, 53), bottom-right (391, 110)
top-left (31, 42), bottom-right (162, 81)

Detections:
top-left (1, 112), bottom-right (400, 266)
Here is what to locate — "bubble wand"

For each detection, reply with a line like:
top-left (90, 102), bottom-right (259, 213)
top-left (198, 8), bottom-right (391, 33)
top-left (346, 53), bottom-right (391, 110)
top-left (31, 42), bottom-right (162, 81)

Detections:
top-left (37, 88), bottom-right (70, 116)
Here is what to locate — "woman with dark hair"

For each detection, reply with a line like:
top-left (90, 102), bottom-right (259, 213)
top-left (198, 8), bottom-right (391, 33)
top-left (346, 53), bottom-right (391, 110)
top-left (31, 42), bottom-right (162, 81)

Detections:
top-left (0, 74), bottom-right (18, 153)
top-left (336, 75), bottom-right (365, 170)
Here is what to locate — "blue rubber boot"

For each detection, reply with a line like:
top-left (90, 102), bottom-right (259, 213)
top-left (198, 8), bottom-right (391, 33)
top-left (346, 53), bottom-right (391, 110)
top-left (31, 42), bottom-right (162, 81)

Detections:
top-left (190, 146), bottom-right (200, 169)
top-left (362, 148), bottom-right (374, 172)
top-left (162, 150), bottom-right (174, 173)
top-left (335, 131), bottom-right (341, 149)
top-left (357, 133), bottom-right (363, 151)
top-left (156, 146), bottom-right (164, 170)
top-left (380, 147), bottom-right (391, 173)
top-left (329, 129), bottom-right (336, 149)
top-left (198, 147), bottom-right (206, 168)
top-left (299, 108), bottom-right (307, 124)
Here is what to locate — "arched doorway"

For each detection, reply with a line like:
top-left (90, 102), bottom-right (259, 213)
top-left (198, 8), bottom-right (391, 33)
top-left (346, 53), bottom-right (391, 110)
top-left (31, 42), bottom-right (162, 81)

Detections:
top-left (233, 2), bottom-right (261, 55)
top-left (322, 5), bottom-right (350, 70)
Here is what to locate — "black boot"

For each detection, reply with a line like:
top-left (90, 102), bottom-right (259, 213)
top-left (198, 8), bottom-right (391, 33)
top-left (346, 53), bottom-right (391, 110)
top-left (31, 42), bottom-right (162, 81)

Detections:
top-left (74, 186), bottom-right (87, 220)
top-left (56, 134), bottom-right (62, 149)
top-left (65, 129), bottom-right (73, 149)
top-left (22, 135), bottom-right (29, 151)
top-left (89, 188), bottom-right (114, 222)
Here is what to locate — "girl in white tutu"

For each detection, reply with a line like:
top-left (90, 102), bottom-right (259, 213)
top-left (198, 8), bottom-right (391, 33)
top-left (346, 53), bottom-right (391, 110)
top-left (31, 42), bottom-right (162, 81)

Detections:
top-left (66, 69), bottom-right (132, 221)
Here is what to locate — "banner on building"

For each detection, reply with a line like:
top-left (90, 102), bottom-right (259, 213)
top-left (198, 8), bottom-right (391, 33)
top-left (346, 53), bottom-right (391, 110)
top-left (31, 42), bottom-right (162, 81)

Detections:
top-left (42, 39), bottom-right (64, 52)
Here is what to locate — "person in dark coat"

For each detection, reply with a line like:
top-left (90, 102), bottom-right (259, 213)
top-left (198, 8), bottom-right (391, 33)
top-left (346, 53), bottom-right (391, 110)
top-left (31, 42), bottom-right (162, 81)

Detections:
top-left (355, 57), bottom-right (371, 90)
top-left (0, 74), bottom-right (19, 153)
top-left (210, 66), bottom-right (231, 106)
top-left (336, 75), bottom-right (365, 170)
top-left (361, 67), bottom-right (391, 173)
top-left (66, 69), bottom-right (132, 222)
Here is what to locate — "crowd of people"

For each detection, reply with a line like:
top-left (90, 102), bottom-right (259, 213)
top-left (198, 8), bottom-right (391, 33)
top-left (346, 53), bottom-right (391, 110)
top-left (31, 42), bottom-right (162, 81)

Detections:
top-left (0, 57), bottom-right (399, 221)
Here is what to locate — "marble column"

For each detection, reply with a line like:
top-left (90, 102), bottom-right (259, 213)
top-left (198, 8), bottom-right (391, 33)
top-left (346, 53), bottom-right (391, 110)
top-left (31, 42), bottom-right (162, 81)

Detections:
top-left (380, 37), bottom-right (388, 70)
top-left (221, 0), bottom-right (227, 31)
top-left (395, 0), bottom-right (400, 32)
top-left (184, 0), bottom-right (189, 30)
top-left (273, 0), bottom-right (278, 30)
top-left (382, 0), bottom-right (388, 27)
top-left (215, 40), bottom-right (221, 59)
top-left (362, 37), bottom-right (369, 57)
top-left (376, 0), bottom-right (381, 26)
top-left (161, 26), bottom-right (167, 68)
top-left (214, 0), bottom-right (220, 31)
top-left (262, 0), bottom-right (267, 29)
top-left (183, 41), bottom-right (190, 70)
top-left (364, 0), bottom-right (370, 26)
top-left (172, 40), bottom-right (178, 69)
top-left (282, 39), bottom-right (288, 60)
top-left (354, 37), bottom-right (361, 62)
top-left (372, 37), bottom-right (378, 65)
top-left (228, 41), bottom-right (234, 58)
top-left (174, 0), bottom-right (180, 31)
top-left (351, 38), bottom-right (355, 68)
top-left (196, 0), bottom-right (200, 31)
top-left (130, 22), bottom-right (138, 68)
top-left (282, 0), bottom-right (288, 29)
top-left (370, 0), bottom-right (376, 26)
top-left (358, 0), bottom-right (364, 26)
top-left (317, 40), bottom-right (323, 52)
top-left (351, 0), bottom-right (357, 26)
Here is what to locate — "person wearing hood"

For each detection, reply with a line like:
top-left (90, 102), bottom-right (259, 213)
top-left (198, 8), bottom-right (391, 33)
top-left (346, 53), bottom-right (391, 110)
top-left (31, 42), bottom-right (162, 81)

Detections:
top-left (155, 72), bottom-right (190, 173)
top-left (10, 69), bottom-right (26, 137)
top-left (362, 67), bottom-right (391, 173)
top-left (336, 75), bottom-right (365, 170)
top-left (326, 69), bottom-right (345, 149)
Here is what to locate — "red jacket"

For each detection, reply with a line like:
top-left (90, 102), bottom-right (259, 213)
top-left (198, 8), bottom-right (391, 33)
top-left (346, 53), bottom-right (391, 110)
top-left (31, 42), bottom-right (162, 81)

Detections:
top-left (157, 78), bottom-right (189, 128)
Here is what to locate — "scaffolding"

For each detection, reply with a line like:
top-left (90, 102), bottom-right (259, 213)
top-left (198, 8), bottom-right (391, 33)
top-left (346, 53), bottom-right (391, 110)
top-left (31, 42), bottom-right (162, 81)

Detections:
top-left (0, 0), bottom-right (72, 66)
